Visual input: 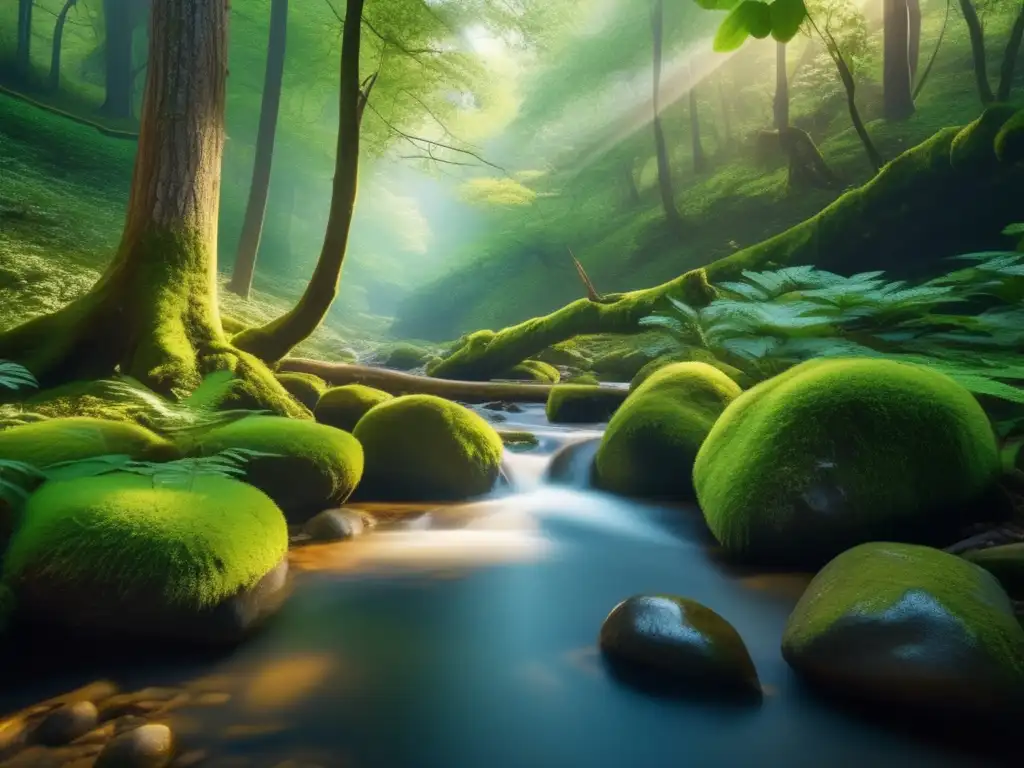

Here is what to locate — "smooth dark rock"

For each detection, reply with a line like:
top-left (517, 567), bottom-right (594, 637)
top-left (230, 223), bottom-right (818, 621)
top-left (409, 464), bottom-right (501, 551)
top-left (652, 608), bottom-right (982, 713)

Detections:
top-left (94, 723), bottom-right (173, 768)
top-left (482, 401), bottom-right (523, 413)
top-left (33, 701), bottom-right (99, 746)
top-left (545, 437), bottom-right (599, 488)
top-left (303, 508), bottom-right (365, 542)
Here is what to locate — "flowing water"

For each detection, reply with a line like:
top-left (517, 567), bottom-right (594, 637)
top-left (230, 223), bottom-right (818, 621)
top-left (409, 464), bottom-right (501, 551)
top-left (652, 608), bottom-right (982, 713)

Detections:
top-left (0, 405), bottom-right (1012, 767)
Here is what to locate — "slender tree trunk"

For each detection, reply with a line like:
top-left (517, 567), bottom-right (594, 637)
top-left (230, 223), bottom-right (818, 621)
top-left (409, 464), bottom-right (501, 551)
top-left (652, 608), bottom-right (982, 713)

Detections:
top-left (831, 45), bottom-right (884, 171)
top-left (914, 0), bottom-right (950, 99)
top-left (997, 5), bottom-right (1024, 102)
top-left (16, 0), bottom-right (33, 79)
top-left (229, 0), bottom-right (290, 298)
top-left (233, 0), bottom-right (367, 363)
top-left (690, 84), bottom-right (708, 173)
top-left (649, 0), bottom-right (682, 228)
top-left (49, 0), bottom-right (78, 91)
top-left (717, 75), bottom-right (733, 151)
top-left (958, 0), bottom-right (995, 104)
top-left (100, 0), bottom-right (135, 119)
top-left (907, 0), bottom-right (921, 80)
top-left (883, 0), bottom-right (915, 119)
top-left (774, 41), bottom-right (790, 130)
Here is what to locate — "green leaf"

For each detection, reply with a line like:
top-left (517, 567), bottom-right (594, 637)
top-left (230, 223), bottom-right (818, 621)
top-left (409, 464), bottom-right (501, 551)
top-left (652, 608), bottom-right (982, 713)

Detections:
top-left (1002, 223), bottom-right (1024, 236)
top-left (769, 0), bottom-right (807, 42)
top-left (747, 1), bottom-right (773, 38)
top-left (714, 2), bottom-right (759, 51)
top-left (693, 0), bottom-right (744, 9)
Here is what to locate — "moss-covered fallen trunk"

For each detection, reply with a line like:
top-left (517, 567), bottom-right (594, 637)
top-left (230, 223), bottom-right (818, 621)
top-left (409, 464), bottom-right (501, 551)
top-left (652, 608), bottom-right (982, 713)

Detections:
top-left (428, 108), bottom-right (1024, 382)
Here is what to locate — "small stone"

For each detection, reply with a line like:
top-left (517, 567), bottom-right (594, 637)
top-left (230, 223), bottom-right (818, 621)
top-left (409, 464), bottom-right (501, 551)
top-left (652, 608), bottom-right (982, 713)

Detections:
top-left (34, 701), bottom-right (99, 746)
top-left (303, 509), bottom-right (365, 542)
top-left (599, 595), bottom-right (760, 699)
top-left (95, 723), bottom-right (174, 768)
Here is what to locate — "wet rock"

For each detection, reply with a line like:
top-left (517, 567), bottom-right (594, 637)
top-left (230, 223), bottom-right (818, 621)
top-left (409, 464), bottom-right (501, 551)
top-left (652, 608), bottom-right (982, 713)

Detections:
top-left (95, 724), bottom-right (174, 768)
top-left (599, 595), bottom-right (760, 699)
top-left (303, 508), bottom-right (365, 542)
top-left (545, 385), bottom-right (626, 424)
top-left (482, 401), bottom-right (522, 413)
top-left (545, 437), bottom-right (599, 488)
top-left (962, 542), bottom-right (1024, 598)
top-left (34, 701), bottom-right (99, 746)
top-left (782, 542), bottom-right (1024, 720)
top-left (484, 411), bottom-right (507, 423)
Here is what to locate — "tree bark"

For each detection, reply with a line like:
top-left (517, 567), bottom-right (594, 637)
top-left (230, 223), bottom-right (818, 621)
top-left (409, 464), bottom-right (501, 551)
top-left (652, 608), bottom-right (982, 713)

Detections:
top-left (649, 0), bottom-right (683, 228)
top-left (229, 0), bottom-right (290, 299)
top-left (997, 5), bottom-right (1024, 103)
top-left (958, 0), bottom-right (995, 104)
top-left (883, 0), bottom-right (915, 120)
top-left (907, 0), bottom-right (921, 80)
top-left (774, 42), bottom-right (790, 130)
top-left (836, 51), bottom-right (883, 171)
top-left (232, 0), bottom-right (366, 363)
top-left (16, 0), bottom-right (33, 79)
top-left (100, 0), bottom-right (136, 119)
top-left (689, 62), bottom-right (708, 174)
top-left (913, 0), bottom-right (950, 99)
top-left (49, 0), bottom-right (78, 92)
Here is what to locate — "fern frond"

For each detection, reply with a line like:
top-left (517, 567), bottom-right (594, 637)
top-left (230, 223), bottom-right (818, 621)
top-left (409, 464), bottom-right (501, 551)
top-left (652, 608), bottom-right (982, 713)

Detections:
top-left (0, 361), bottom-right (39, 392)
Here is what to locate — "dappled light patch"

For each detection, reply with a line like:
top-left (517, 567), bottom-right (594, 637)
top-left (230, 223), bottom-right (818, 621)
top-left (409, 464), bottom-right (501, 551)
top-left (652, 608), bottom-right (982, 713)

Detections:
top-left (243, 655), bottom-right (334, 712)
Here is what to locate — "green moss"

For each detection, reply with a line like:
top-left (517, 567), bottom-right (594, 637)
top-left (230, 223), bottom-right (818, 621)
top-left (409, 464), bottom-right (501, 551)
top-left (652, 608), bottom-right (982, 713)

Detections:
top-left (963, 543), bottom-right (1024, 599)
top-left (275, 373), bottom-right (327, 411)
top-left (501, 359), bottom-right (560, 383)
top-left (187, 415), bottom-right (363, 523)
top-left (4, 473), bottom-right (287, 609)
top-left (0, 416), bottom-right (175, 468)
top-left (950, 104), bottom-right (1019, 171)
top-left (782, 542), bottom-right (1024, 717)
top-left (694, 359), bottom-right (1001, 567)
top-left (568, 372), bottom-right (600, 385)
top-left (595, 363), bottom-right (741, 499)
top-left (384, 343), bottom-right (431, 371)
top-left (353, 395), bottom-right (503, 501)
top-left (498, 430), bottom-right (540, 450)
top-left (995, 107), bottom-right (1024, 163)
top-left (546, 385), bottom-right (627, 424)
top-left (314, 384), bottom-right (393, 432)
top-left (535, 342), bottom-right (592, 368)
top-left (631, 350), bottom-right (750, 391)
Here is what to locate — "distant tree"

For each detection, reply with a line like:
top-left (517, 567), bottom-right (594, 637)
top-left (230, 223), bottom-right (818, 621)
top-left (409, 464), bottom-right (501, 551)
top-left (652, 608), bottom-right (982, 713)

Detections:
top-left (957, 0), bottom-right (1024, 104)
top-left (689, 60), bottom-right (709, 173)
top-left (883, 0), bottom-right (915, 119)
top-left (650, 0), bottom-right (683, 228)
top-left (50, 0), bottom-right (79, 91)
top-left (774, 41), bottom-right (790, 129)
top-left (16, 0), bottom-right (33, 80)
top-left (908, 0), bottom-right (922, 78)
top-left (100, 0), bottom-right (138, 118)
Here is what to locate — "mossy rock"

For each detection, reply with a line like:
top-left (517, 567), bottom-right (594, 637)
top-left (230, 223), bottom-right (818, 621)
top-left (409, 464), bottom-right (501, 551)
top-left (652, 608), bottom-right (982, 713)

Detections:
top-left (630, 350), bottom-right (749, 391)
top-left (535, 343), bottom-right (591, 368)
top-left (595, 363), bottom-right (741, 499)
top-left (694, 359), bottom-right (1001, 567)
top-left (353, 395), bottom-right (503, 501)
top-left (275, 373), bottom-right (327, 411)
top-left (546, 385), bottom-right (627, 424)
top-left (591, 348), bottom-right (657, 382)
top-left (995, 107), bottom-right (1024, 164)
top-left (3, 473), bottom-right (289, 644)
top-left (0, 417), bottom-right (174, 469)
top-left (950, 104), bottom-right (1019, 171)
top-left (314, 385), bottom-right (393, 432)
top-left (187, 416), bottom-right (363, 523)
top-left (500, 359), bottom-right (560, 384)
top-left (384, 343), bottom-right (431, 371)
top-left (782, 542), bottom-right (1024, 719)
top-left (498, 430), bottom-right (540, 451)
top-left (962, 543), bottom-right (1024, 598)
top-left (568, 372), bottom-right (600, 385)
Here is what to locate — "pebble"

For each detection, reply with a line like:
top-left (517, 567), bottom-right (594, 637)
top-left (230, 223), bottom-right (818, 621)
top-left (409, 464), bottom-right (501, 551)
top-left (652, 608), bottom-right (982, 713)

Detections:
top-left (303, 508), bottom-right (365, 542)
top-left (95, 723), bottom-right (174, 768)
top-left (33, 701), bottom-right (99, 746)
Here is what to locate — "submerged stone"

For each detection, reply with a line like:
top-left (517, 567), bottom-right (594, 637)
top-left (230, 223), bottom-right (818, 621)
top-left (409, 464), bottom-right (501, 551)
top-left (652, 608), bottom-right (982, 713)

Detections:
top-left (95, 723), bottom-right (173, 768)
top-left (33, 701), bottom-right (99, 746)
top-left (303, 508), bottom-right (365, 542)
top-left (599, 595), bottom-right (760, 699)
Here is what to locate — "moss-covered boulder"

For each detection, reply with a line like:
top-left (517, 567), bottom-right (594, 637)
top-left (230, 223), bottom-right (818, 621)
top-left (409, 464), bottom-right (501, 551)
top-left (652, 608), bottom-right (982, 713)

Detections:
top-left (499, 359), bottom-right (560, 383)
top-left (595, 363), bottom-right (741, 499)
top-left (384, 343), bottom-right (431, 371)
top-left (187, 416), bottom-right (363, 523)
top-left (275, 372), bottom-right (327, 411)
top-left (591, 348), bottom-right (656, 382)
top-left (630, 350), bottom-right (750, 391)
top-left (995, 108), bottom-right (1024, 163)
top-left (546, 385), bottom-right (627, 424)
top-left (314, 385), bottom-right (393, 432)
top-left (0, 416), bottom-right (174, 468)
top-left (782, 542), bottom-right (1024, 719)
top-left (3, 473), bottom-right (289, 644)
top-left (962, 543), bottom-right (1024, 598)
top-left (567, 372), bottom-right (600, 385)
top-left (353, 395), bottom-right (503, 501)
top-left (694, 358), bottom-right (1001, 566)
top-left (535, 342), bottom-right (592, 369)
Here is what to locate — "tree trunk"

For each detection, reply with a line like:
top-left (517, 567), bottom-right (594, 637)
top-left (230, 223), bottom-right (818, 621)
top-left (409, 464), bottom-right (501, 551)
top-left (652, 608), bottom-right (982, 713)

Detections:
top-left (907, 0), bottom-right (921, 80)
top-left (832, 46), bottom-right (884, 171)
top-left (690, 84), bottom-right (708, 173)
top-left (997, 5), bottom-right (1024, 103)
top-left (958, 0), bottom-right (995, 104)
top-left (649, 0), bottom-right (683, 228)
top-left (100, 0), bottom-right (135, 119)
top-left (883, 0), bottom-right (915, 120)
top-left (774, 42), bottom-right (790, 130)
top-left (232, 0), bottom-right (366, 364)
top-left (0, 0), bottom-right (303, 416)
top-left (914, 0), bottom-right (951, 99)
top-left (229, 0), bottom-right (290, 299)
top-left (49, 0), bottom-right (78, 92)
top-left (16, 0), bottom-right (33, 79)
top-left (717, 75), bottom-right (733, 151)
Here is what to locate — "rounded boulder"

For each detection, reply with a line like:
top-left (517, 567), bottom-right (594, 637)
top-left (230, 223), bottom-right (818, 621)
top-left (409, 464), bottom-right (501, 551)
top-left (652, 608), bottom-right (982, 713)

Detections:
top-left (314, 384), bottom-right (393, 432)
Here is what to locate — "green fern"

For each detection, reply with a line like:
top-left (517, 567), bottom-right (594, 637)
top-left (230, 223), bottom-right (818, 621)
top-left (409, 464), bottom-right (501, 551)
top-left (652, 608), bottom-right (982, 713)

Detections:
top-left (0, 361), bottom-right (38, 393)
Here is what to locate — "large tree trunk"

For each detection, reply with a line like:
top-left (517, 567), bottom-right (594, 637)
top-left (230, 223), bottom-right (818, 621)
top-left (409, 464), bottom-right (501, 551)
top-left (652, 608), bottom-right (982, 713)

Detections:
top-left (908, 0), bottom-right (921, 80)
top-left (232, 0), bottom-right (366, 363)
top-left (958, 0), bottom-right (995, 104)
top-left (16, 0), bottom-right (33, 79)
top-left (229, 0), bottom-right (290, 299)
top-left (774, 41), bottom-right (789, 130)
top-left (883, 0), bottom-right (915, 120)
top-left (0, 0), bottom-right (303, 416)
top-left (49, 0), bottom-right (78, 92)
top-left (649, 0), bottom-right (682, 228)
top-left (997, 5), bottom-right (1024, 103)
top-left (100, 0), bottom-right (136, 119)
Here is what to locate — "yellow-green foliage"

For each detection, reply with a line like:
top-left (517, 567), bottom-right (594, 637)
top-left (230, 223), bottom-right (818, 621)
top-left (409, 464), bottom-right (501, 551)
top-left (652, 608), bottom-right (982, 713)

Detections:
top-left (995, 108), bottom-right (1024, 163)
top-left (546, 385), bottom-right (627, 424)
top-left (275, 373), bottom-right (327, 410)
top-left (0, 417), bottom-right (174, 468)
top-left (950, 104), bottom-right (1019, 170)
top-left (782, 542), bottom-right (1024, 714)
top-left (4, 473), bottom-right (287, 609)
top-left (595, 363), bottom-right (741, 499)
top-left (963, 543), bottom-right (1024, 598)
top-left (353, 395), bottom-right (503, 501)
top-left (501, 359), bottom-right (560, 383)
top-left (535, 342), bottom-right (592, 369)
top-left (314, 385), bottom-right (393, 432)
top-left (384, 343), bottom-right (431, 371)
top-left (569, 373), bottom-right (600, 385)
top-left (459, 177), bottom-right (538, 206)
top-left (498, 430), bottom-right (540, 449)
top-left (187, 416), bottom-right (363, 523)
top-left (694, 359), bottom-right (1001, 566)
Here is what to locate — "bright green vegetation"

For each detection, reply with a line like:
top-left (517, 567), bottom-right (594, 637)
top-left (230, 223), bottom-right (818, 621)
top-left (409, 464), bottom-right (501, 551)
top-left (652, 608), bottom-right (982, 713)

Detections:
top-left (782, 542), bottom-right (1024, 718)
top-left (963, 543), bottom-right (1024, 598)
top-left (353, 395), bottom-right (504, 501)
top-left (4, 472), bottom-right (287, 609)
top-left (630, 349), bottom-right (750, 390)
top-left (501, 359), bottom-right (561, 383)
top-left (275, 372), bottom-right (327, 410)
top-left (383, 343), bottom-right (432, 371)
top-left (595, 362), bottom-right (741, 499)
top-left (545, 385), bottom-right (627, 424)
top-left (0, 416), bottom-right (174, 467)
top-left (498, 430), bottom-right (540, 450)
top-left (694, 358), bottom-right (1001, 566)
top-left (314, 384), bottom-right (393, 432)
top-left (185, 415), bottom-right (364, 523)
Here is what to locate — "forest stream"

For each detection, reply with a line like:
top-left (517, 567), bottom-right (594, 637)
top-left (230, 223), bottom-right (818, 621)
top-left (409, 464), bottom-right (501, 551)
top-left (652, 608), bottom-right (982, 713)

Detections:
top-left (0, 403), bottom-right (1013, 768)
